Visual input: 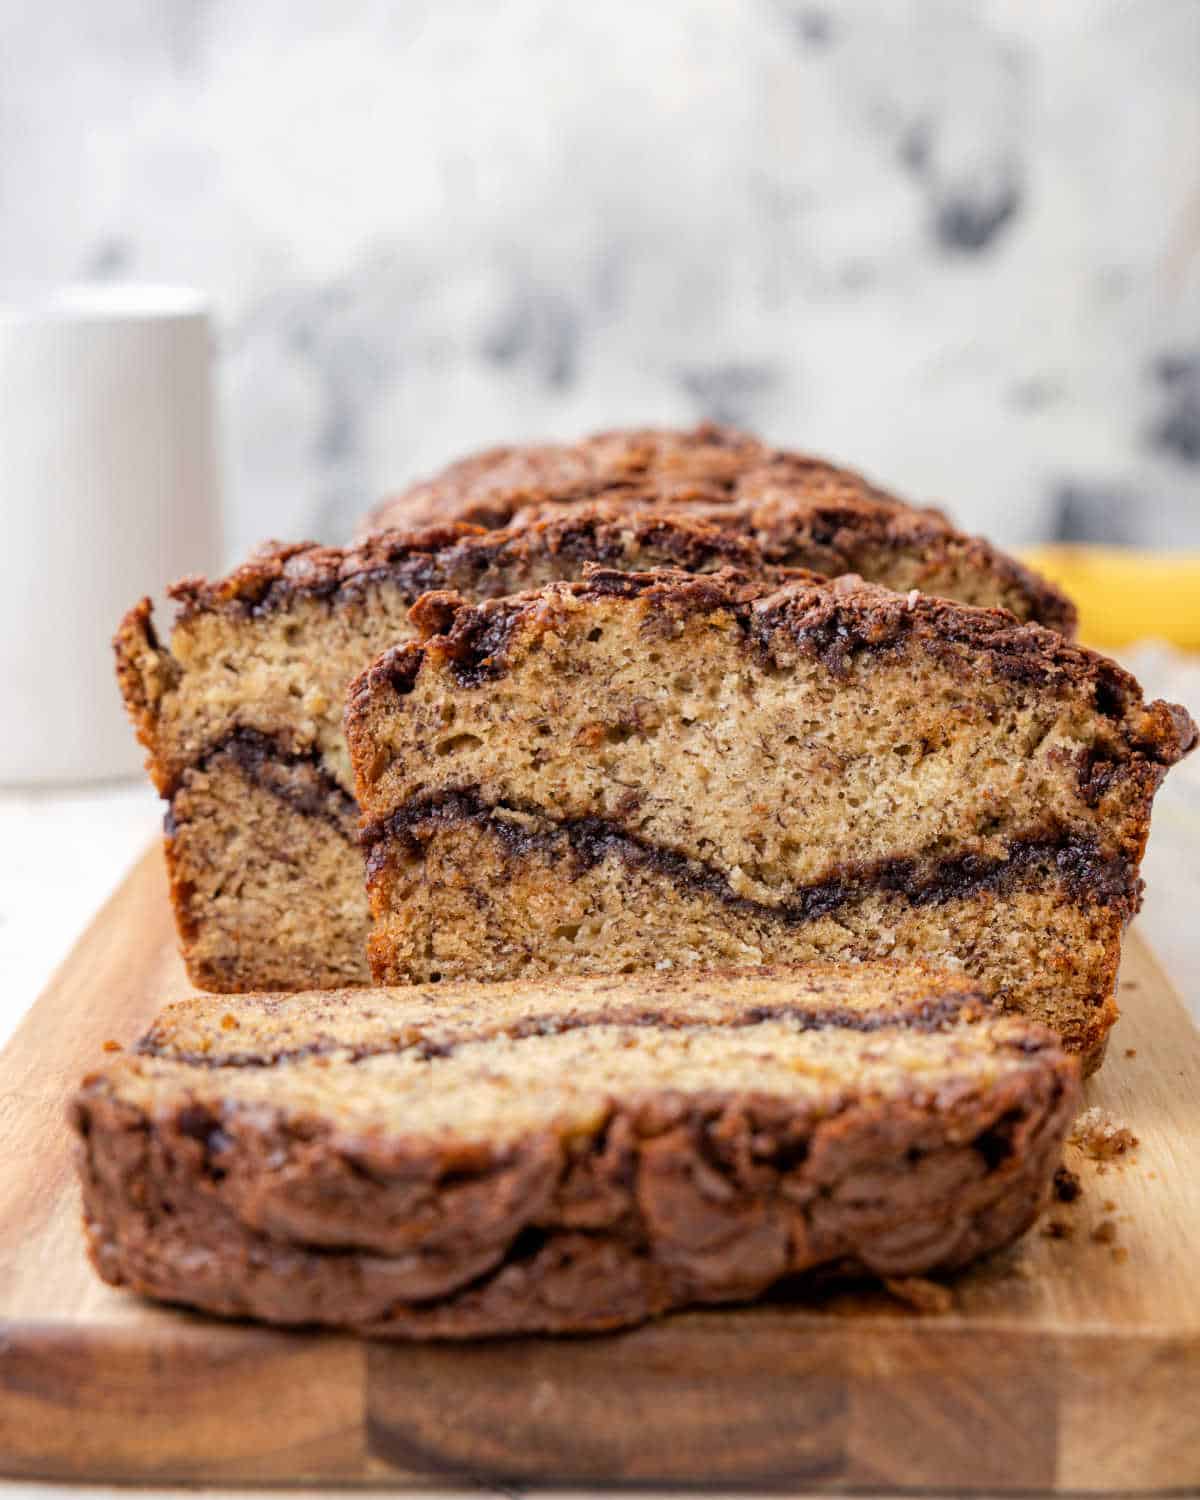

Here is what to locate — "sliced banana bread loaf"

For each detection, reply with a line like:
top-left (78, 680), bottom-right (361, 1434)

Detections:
top-left (115, 512), bottom-right (785, 993)
top-left (364, 423), bottom-right (1075, 632)
top-left (347, 569), bottom-right (1195, 1068)
top-left (73, 964), bottom-right (1079, 1339)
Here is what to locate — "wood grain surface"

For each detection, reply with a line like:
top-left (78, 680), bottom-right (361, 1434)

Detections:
top-left (0, 845), bottom-right (1196, 1491)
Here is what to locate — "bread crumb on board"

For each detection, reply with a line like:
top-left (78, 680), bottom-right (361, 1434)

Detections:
top-left (884, 1276), bottom-right (955, 1314)
top-left (1053, 1165), bottom-right (1082, 1202)
top-left (1069, 1107), bottom-right (1138, 1160)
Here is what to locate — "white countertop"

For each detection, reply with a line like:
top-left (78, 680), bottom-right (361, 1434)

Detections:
top-left (0, 643), bottom-right (1196, 1500)
top-left (0, 779), bottom-right (161, 1050)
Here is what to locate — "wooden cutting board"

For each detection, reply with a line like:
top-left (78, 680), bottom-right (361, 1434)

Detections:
top-left (0, 847), bottom-right (1196, 1492)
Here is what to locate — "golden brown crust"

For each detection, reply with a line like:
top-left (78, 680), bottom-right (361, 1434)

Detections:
top-left (112, 599), bottom-right (179, 797)
top-left (363, 423), bottom-right (1076, 633)
top-left (365, 421), bottom-right (892, 531)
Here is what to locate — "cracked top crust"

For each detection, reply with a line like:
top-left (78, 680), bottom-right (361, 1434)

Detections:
top-left (364, 421), bottom-right (903, 531)
top-left (361, 422), bottom-right (1076, 633)
top-left (164, 508), bottom-right (780, 623)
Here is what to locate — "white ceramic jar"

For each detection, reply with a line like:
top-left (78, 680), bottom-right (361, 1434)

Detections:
top-left (0, 285), bottom-right (221, 783)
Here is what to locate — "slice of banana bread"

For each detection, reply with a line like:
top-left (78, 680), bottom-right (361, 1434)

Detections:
top-left (364, 423), bottom-right (1075, 632)
top-left (347, 569), bottom-right (1195, 1068)
top-left (72, 964), bottom-right (1079, 1339)
top-left (115, 512), bottom-right (786, 993)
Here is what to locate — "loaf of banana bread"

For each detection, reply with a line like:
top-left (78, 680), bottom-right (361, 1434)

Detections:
top-left (364, 423), bottom-right (1075, 632)
top-left (73, 964), bottom-right (1079, 1339)
top-left (115, 512), bottom-right (786, 993)
top-left (347, 568), bottom-right (1195, 1068)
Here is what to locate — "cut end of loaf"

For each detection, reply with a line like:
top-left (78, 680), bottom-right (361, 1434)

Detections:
top-left (109, 514), bottom-right (792, 993)
top-left (348, 568), bottom-right (1193, 1062)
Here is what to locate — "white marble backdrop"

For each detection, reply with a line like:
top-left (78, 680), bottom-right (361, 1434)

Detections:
top-left (1, 0), bottom-right (1197, 558)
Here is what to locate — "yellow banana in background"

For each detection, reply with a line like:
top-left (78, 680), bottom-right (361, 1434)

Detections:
top-left (1022, 546), bottom-right (1200, 650)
